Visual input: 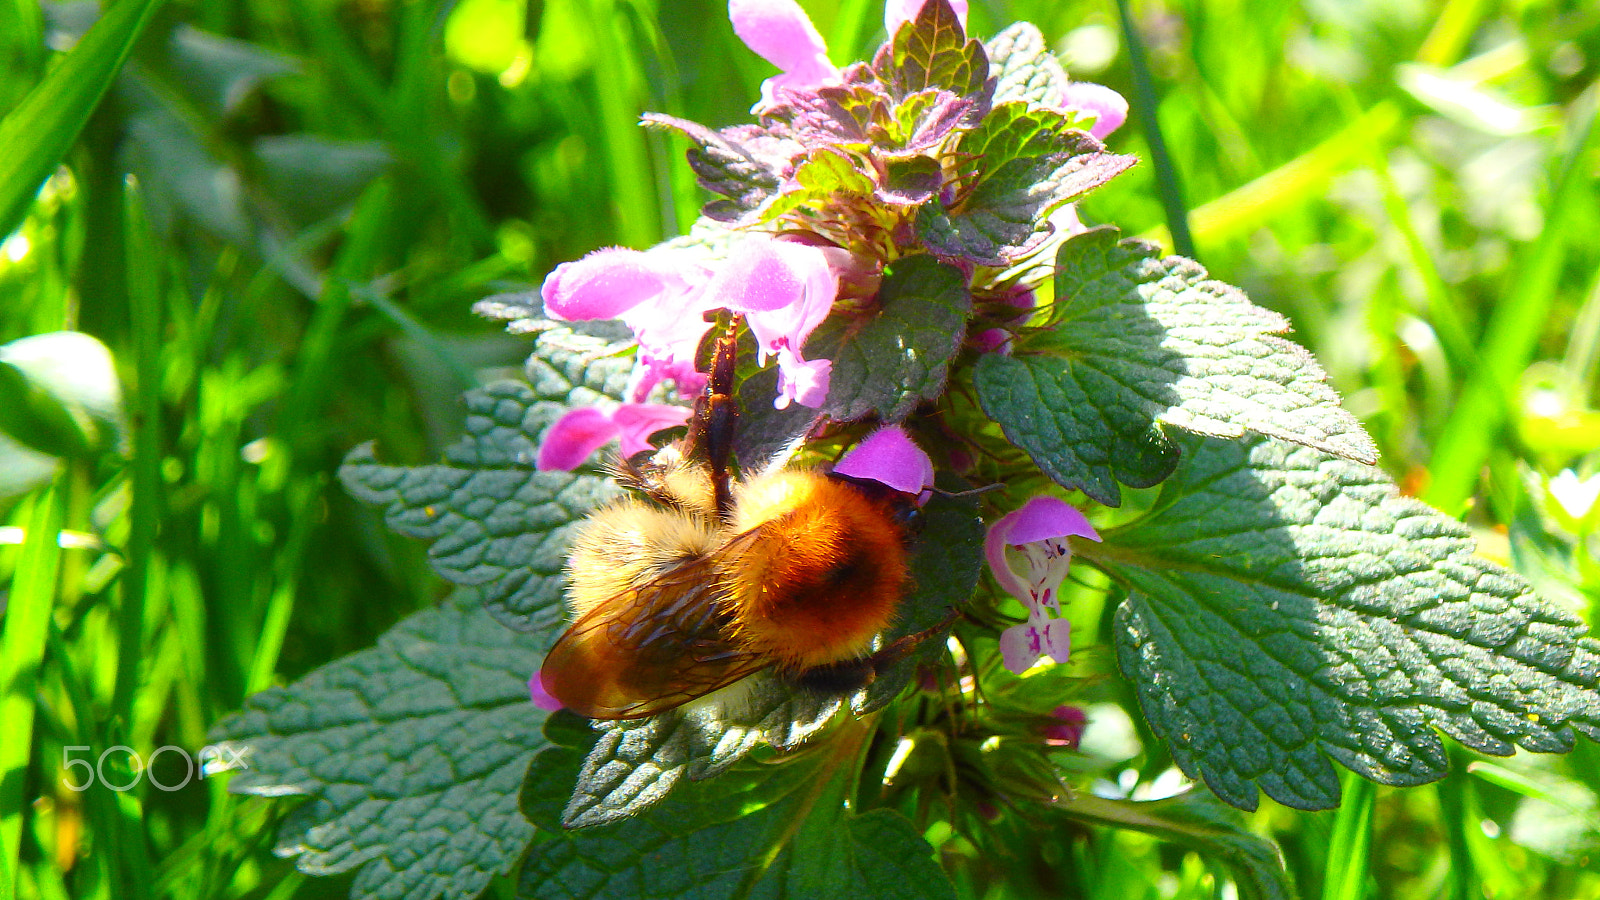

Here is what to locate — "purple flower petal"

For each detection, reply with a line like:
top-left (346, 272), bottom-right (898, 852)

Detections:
top-left (529, 669), bottom-right (564, 712)
top-left (1059, 82), bottom-right (1128, 140)
top-left (536, 407), bottom-right (620, 471)
top-left (772, 347), bottom-right (831, 409)
top-left (729, 0), bottom-right (837, 108)
top-left (1042, 705), bottom-right (1087, 748)
top-left (709, 237), bottom-right (820, 312)
top-left (541, 247), bottom-right (678, 321)
top-left (612, 403), bottom-right (693, 456)
top-left (832, 425), bottom-right (935, 495)
top-left (970, 328), bottom-right (1012, 354)
top-left (1002, 495), bottom-right (1102, 545)
top-left (999, 611), bottom-right (1073, 674)
top-left (984, 495), bottom-right (1100, 610)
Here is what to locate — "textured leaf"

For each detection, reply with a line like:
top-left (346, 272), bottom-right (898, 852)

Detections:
top-left (757, 146), bottom-right (879, 225)
top-left (643, 114), bottom-right (789, 221)
top-left (340, 380), bottom-right (620, 632)
top-left (815, 255), bottom-right (973, 423)
top-left (556, 492), bottom-right (984, 826)
top-left (521, 717), bottom-right (953, 899)
top-left (986, 22), bottom-right (1072, 109)
top-left (887, 89), bottom-right (973, 155)
top-left (917, 104), bottom-right (1136, 265)
top-left (875, 0), bottom-right (989, 103)
top-left (210, 590), bottom-right (547, 900)
top-left (975, 351), bottom-right (1179, 507)
top-left (1091, 433), bottom-right (1600, 811)
top-left (560, 685), bottom-right (842, 828)
top-left (771, 82), bottom-right (889, 148)
top-left (976, 228), bottom-right (1377, 506)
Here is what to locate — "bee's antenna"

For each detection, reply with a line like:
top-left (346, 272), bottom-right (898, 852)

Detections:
top-left (930, 483), bottom-right (1004, 499)
top-left (688, 314), bottom-right (743, 523)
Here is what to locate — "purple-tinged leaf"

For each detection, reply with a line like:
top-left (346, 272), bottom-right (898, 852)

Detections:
top-left (643, 113), bottom-right (792, 221)
top-left (873, 0), bottom-right (991, 104)
top-left (917, 102), bottom-right (1136, 265)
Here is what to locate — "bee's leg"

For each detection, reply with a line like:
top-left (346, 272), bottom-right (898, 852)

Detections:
top-left (868, 608), bottom-right (961, 672)
top-left (687, 314), bottom-right (743, 523)
top-left (785, 609), bottom-right (962, 696)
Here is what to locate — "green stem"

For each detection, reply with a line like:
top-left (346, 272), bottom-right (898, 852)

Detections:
top-left (1322, 772), bottom-right (1374, 900)
top-left (1114, 0), bottom-right (1194, 259)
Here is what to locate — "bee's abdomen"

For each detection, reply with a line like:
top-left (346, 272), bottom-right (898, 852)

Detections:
top-left (723, 475), bottom-right (910, 669)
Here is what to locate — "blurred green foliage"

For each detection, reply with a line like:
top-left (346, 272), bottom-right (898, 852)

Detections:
top-left (1, 0), bottom-right (1597, 897)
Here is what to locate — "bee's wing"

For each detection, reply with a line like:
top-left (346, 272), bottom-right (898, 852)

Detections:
top-left (539, 551), bottom-right (770, 720)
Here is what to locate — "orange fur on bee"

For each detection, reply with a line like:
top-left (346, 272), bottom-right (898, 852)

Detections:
top-left (720, 471), bottom-right (909, 669)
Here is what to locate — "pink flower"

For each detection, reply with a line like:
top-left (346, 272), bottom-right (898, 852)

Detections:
top-left (541, 244), bottom-right (721, 402)
top-left (985, 496), bottom-right (1101, 673)
top-left (530, 668), bottom-right (563, 712)
top-left (999, 609), bottom-right (1072, 673)
top-left (729, 0), bottom-right (840, 110)
top-left (712, 236), bottom-right (845, 409)
top-left (832, 425), bottom-right (935, 497)
top-left (536, 402), bottom-right (693, 471)
top-left (1059, 82), bottom-right (1128, 140)
top-left (884, 0), bottom-right (967, 37)
top-left (541, 247), bottom-right (684, 322)
top-left (1041, 705), bottom-right (1087, 749)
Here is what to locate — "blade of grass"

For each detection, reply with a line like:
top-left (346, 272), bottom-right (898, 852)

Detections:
top-left (0, 0), bottom-right (167, 240)
top-left (0, 480), bottom-right (66, 900)
top-left (575, 0), bottom-right (660, 249)
top-left (1436, 768), bottom-right (1480, 900)
top-left (110, 183), bottom-right (164, 727)
top-left (1425, 85), bottom-right (1600, 515)
top-left (1321, 772), bottom-right (1374, 900)
top-left (1114, 0), bottom-right (1193, 259)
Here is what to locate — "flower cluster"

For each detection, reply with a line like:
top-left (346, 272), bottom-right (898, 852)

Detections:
top-left (534, 0), bottom-right (1127, 681)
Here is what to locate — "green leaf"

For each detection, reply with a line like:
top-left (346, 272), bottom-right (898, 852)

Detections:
top-left (1054, 790), bottom-right (1295, 900)
top-left (1091, 433), bottom-right (1600, 811)
top-left (757, 146), bottom-right (879, 225)
top-left (560, 686), bottom-right (843, 828)
top-left (986, 23), bottom-right (1073, 109)
top-left (340, 380), bottom-right (620, 632)
top-left (521, 722), bottom-right (954, 899)
top-left (875, 0), bottom-right (989, 102)
top-left (210, 590), bottom-right (547, 900)
top-left (254, 135), bottom-right (391, 227)
top-left (916, 105), bottom-right (1136, 265)
top-left (974, 351), bottom-right (1180, 507)
top-left (0, 0), bottom-right (166, 239)
top-left (167, 24), bottom-right (297, 117)
top-left (814, 255), bottom-right (973, 423)
top-left (976, 229), bottom-right (1377, 506)
top-left (0, 332), bottom-right (125, 460)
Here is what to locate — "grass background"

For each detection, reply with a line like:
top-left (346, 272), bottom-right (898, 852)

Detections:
top-left (1, 0), bottom-right (1598, 897)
